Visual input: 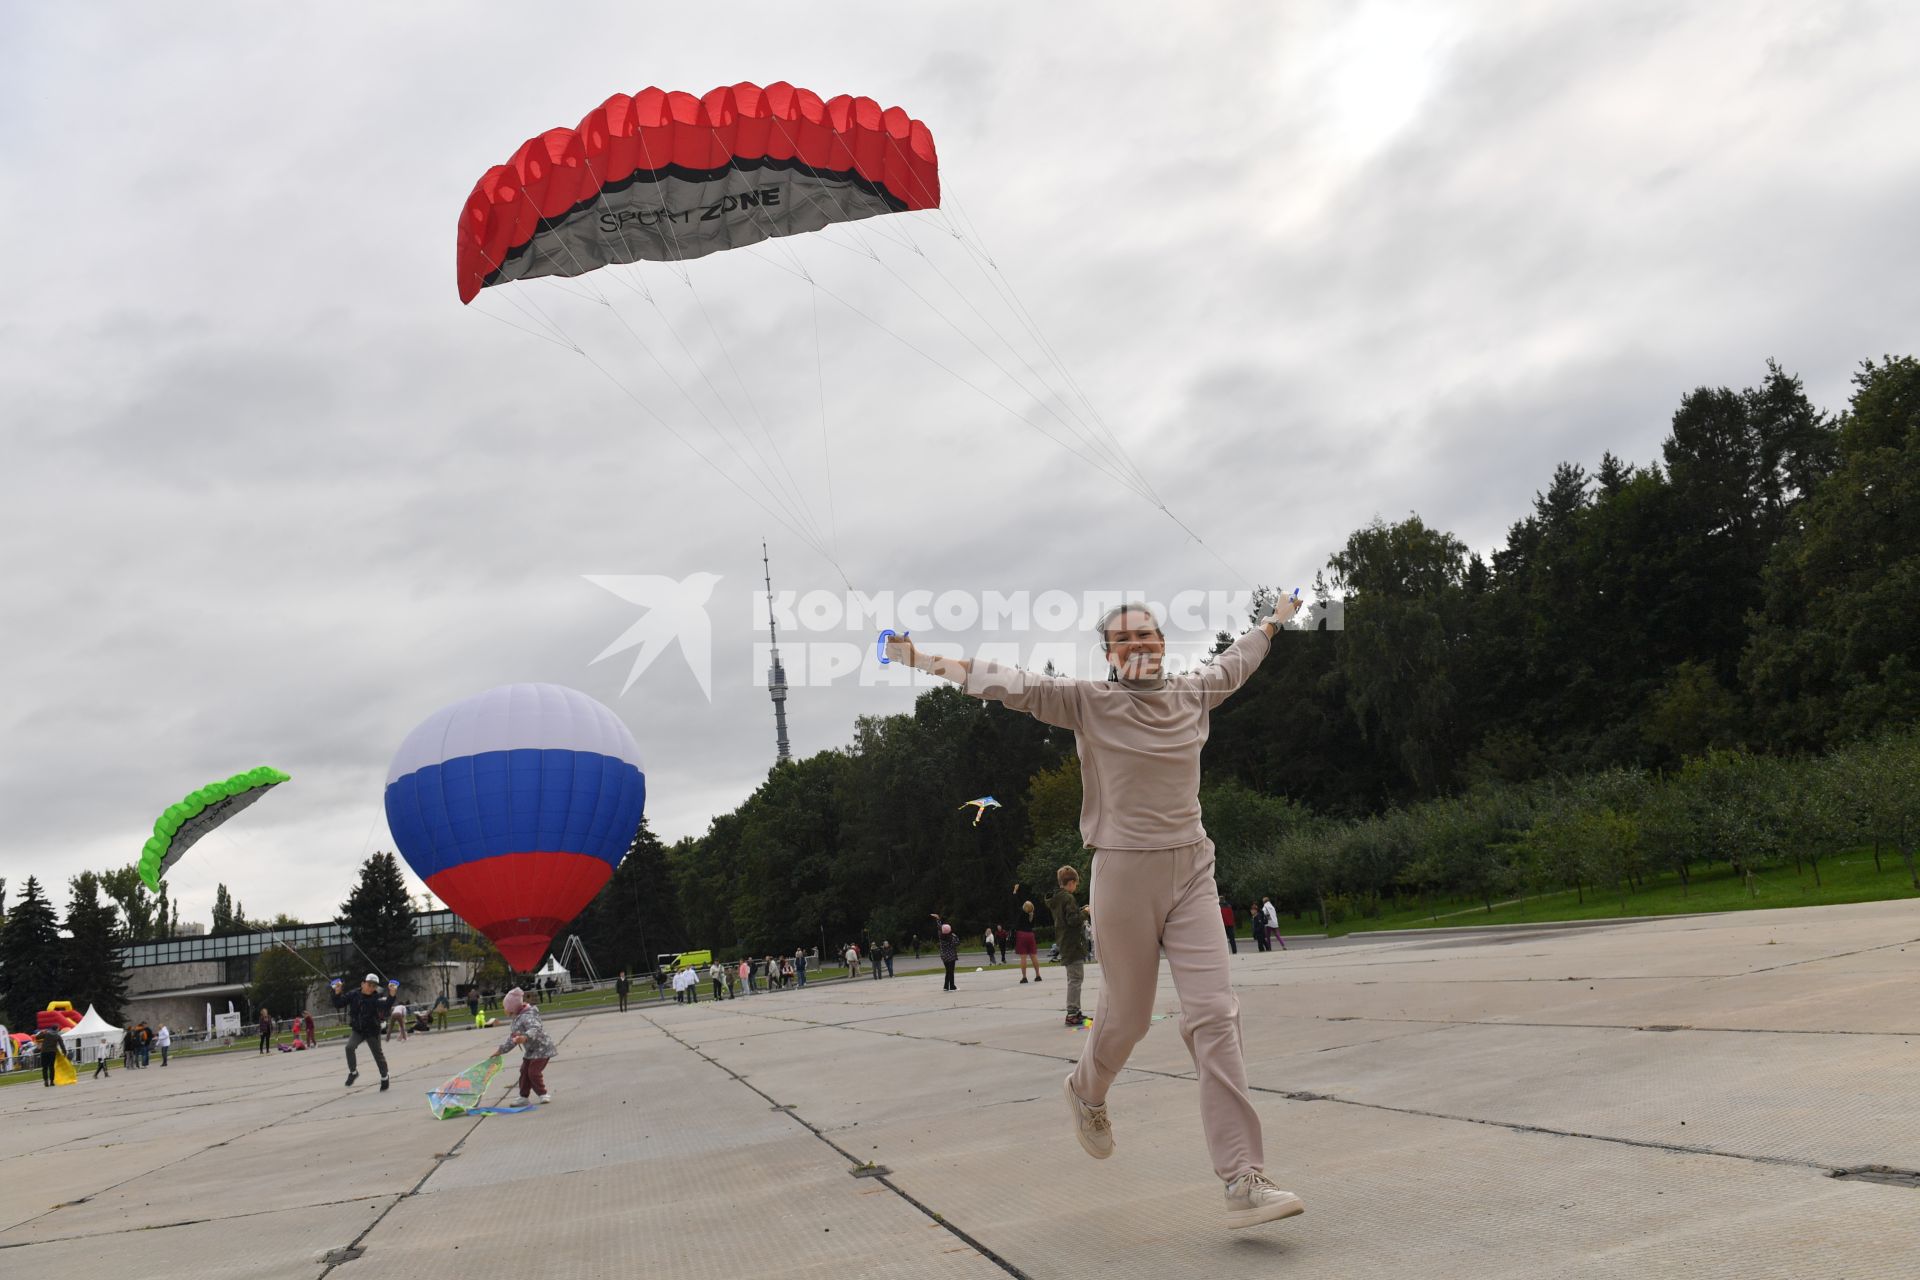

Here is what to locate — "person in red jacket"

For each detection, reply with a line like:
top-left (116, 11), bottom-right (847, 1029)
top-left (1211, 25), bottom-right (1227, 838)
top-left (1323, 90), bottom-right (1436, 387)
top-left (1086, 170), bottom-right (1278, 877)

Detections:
top-left (1219, 897), bottom-right (1238, 955)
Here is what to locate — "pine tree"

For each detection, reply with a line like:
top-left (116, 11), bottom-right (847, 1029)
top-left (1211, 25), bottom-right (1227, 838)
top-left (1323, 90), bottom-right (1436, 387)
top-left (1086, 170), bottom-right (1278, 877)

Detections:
top-left (63, 873), bottom-right (130, 1024)
top-left (0, 877), bottom-right (65, 1028)
top-left (337, 852), bottom-right (418, 978)
top-left (212, 884), bottom-right (236, 934)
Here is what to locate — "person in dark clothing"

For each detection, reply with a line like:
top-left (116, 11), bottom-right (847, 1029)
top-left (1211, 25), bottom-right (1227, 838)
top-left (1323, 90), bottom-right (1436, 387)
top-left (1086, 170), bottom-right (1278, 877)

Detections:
top-left (466, 990), bottom-right (481, 1023)
top-left (257, 1010), bottom-right (274, 1055)
top-left (1220, 897), bottom-right (1238, 954)
top-left (37, 1028), bottom-right (61, 1086)
top-left (933, 920), bottom-right (960, 990)
top-left (882, 941), bottom-right (894, 977)
top-left (135, 1022), bottom-right (154, 1067)
top-left (1250, 902), bottom-right (1269, 951)
top-left (330, 974), bottom-right (392, 1090)
top-left (615, 971), bottom-right (631, 1013)
top-left (994, 924), bottom-right (1010, 964)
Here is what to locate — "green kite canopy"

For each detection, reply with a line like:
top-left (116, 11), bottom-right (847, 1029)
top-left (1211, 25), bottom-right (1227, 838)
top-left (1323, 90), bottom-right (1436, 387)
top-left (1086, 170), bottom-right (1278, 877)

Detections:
top-left (138, 766), bottom-right (291, 892)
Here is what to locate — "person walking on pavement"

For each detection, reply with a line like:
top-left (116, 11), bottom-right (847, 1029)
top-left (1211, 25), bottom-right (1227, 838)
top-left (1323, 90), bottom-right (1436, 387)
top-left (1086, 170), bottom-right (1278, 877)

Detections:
top-left (1011, 895), bottom-right (1044, 984)
top-left (795, 947), bottom-right (809, 988)
top-left (256, 1009), bottom-right (274, 1056)
top-left (709, 961), bottom-right (725, 1001)
top-left (1250, 901), bottom-right (1268, 951)
top-left (157, 1024), bottom-right (171, 1066)
top-left (1220, 897), bottom-right (1238, 955)
top-left (882, 941), bottom-right (894, 978)
top-left (1261, 897), bottom-right (1287, 950)
top-left (885, 598), bottom-right (1308, 1231)
top-left (330, 974), bottom-right (393, 1091)
top-left (615, 971), bottom-right (631, 1012)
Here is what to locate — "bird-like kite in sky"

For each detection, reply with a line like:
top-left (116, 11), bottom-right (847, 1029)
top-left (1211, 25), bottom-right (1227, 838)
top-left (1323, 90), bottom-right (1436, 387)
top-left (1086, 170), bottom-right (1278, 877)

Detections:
top-left (959, 796), bottom-right (1001, 826)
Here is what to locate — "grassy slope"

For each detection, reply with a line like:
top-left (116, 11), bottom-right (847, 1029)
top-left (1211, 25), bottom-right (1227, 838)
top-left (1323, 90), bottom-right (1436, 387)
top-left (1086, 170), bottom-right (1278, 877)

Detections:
top-left (1314, 849), bottom-right (1919, 937)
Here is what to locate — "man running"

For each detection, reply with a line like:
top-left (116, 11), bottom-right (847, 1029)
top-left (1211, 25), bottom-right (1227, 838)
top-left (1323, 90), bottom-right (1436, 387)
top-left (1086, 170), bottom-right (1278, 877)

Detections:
top-left (330, 974), bottom-right (393, 1091)
top-left (886, 597), bottom-right (1306, 1230)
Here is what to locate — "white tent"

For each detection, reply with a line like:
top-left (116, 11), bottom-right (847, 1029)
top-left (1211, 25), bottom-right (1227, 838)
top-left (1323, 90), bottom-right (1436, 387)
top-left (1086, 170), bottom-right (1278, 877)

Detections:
top-left (62, 1005), bottom-right (122, 1064)
top-left (533, 955), bottom-right (568, 991)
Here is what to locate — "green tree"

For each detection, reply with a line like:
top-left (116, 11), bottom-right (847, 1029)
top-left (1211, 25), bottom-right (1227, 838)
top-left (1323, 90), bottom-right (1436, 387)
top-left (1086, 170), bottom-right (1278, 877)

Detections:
top-left (1329, 516), bottom-right (1470, 798)
top-left (97, 866), bottom-right (168, 943)
top-left (576, 819), bottom-right (684, 973)
top-left (0, 877), bottom-right (64, 1027)
top-left (1641, 661), bottom-right (1742, 764)
top-left (337, 852), bottom-right (417, 978)
top-left (248, 943), bottom-right (321, 1023)
top-left (1743, 357), bottom-right (1920, 747)
top-left (62, 873), bottom-right (129, 1024)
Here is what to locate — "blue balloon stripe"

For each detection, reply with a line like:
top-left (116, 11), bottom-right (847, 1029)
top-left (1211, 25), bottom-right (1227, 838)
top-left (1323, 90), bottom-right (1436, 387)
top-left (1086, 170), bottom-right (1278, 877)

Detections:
top-left (384, 749), bottom-right (647, 880)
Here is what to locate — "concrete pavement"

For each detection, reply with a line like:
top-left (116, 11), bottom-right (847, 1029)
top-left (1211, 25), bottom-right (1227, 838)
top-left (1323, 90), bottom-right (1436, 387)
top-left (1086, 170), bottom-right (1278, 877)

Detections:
top-left (2, 898), bottom-right (1915, 1277)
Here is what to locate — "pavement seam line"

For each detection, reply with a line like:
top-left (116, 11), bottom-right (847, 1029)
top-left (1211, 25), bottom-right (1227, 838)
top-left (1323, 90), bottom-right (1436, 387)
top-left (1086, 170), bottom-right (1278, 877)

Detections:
top-left (641, 1012), bottom-right (1031, 1279)
top-left (1250, 1086), bottom-right (1851, 1176)
top-left (693, 997), bottom-right (1897, 1178)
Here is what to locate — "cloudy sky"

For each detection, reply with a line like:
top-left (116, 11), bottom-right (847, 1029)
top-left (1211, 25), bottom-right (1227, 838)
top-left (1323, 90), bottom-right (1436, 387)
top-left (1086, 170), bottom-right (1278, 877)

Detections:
top-left (3, 1), bottom-right (1916, 929)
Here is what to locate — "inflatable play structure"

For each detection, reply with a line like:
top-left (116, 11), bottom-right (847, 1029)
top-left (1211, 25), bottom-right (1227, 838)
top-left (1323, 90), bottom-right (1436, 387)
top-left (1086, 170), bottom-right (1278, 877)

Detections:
top-left (36, 1001), bottom-right (81, 1033)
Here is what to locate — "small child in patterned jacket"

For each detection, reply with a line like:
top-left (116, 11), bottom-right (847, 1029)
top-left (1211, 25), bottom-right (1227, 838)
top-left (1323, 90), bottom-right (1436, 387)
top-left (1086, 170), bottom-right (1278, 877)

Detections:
top-left (497, 987), bottom-right (558, 1105)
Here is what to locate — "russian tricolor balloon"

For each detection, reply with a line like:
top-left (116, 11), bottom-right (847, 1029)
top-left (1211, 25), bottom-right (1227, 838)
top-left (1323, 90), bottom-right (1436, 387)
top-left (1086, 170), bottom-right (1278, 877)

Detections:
top-left (384, 684), bottom-right (646, 970)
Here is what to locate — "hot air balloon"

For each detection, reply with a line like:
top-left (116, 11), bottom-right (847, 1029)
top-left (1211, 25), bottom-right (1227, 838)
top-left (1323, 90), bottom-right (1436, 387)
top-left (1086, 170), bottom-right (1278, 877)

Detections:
top-left (383, 684), bottom-right (646, 971)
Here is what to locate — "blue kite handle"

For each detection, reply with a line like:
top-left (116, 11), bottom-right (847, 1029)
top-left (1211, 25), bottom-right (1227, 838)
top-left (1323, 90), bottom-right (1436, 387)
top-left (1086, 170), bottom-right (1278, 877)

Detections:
top-left (877, 629), bottom-right (910, 664)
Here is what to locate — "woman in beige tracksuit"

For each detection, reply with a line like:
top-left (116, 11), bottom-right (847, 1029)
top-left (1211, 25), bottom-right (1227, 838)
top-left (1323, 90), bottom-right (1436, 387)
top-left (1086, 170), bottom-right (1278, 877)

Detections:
top-left (885, 598), bottom-right (1305, 1231)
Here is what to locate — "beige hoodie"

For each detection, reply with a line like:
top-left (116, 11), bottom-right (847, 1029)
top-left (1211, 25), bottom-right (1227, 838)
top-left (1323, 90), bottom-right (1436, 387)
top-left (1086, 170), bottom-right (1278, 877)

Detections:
top-left (963, 626), bottom-right (1271, 850)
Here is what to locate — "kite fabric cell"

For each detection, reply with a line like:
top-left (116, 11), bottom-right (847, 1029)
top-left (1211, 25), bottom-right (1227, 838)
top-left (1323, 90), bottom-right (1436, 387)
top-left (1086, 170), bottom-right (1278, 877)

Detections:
top-left (137, 767), bottom-right (291, 893)
top-left (426, 1054), bottom-right (510, 1119)
top-left (959, 796), bottom-right (1002, 827)
top-left (455, 81), bottom-right (940, 303)
top-left (384, 684), bottom-right (647, 972)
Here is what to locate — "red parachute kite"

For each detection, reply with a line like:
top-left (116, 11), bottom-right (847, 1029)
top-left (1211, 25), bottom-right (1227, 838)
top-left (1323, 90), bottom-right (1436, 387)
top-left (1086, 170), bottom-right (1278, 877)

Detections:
top-left (456, 81), bottom-right (940, 303)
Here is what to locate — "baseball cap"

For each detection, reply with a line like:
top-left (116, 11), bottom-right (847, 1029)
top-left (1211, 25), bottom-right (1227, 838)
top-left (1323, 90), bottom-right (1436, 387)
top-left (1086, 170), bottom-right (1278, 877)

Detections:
top-left (364, 973), bottom-right (379, 983)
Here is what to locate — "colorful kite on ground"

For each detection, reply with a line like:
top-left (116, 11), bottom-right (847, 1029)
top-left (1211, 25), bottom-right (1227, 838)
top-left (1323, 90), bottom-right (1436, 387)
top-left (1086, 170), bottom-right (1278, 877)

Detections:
top-left (959, 796), bottom-right (1001, 826)
top-left (138, 767), bottom-right (291, 892)
top-left (425, 1054), bottom-right (531, 1119)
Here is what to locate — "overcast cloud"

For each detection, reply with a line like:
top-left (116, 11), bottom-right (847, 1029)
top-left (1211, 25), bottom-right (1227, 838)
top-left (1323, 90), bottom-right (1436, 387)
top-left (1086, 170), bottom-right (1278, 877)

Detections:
top-left (3, 1), bottom-right (1916, 927)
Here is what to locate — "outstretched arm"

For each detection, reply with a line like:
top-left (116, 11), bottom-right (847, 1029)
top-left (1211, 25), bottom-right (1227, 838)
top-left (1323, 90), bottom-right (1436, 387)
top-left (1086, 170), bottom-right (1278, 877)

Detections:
top-left (1194, 595), bottom-right (1306, 706)
top-left (889, 634), bottom-right (1083, 729)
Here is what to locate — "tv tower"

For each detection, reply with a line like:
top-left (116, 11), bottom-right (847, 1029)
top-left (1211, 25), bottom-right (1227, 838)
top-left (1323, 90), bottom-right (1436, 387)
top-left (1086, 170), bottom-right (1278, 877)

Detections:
top-left (762, 540), bottom-right (792, 763)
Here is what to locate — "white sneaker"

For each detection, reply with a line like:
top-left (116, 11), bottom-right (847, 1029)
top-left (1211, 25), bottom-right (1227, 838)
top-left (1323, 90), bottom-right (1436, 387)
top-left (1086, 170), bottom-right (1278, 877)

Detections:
top-left (1062, 1075), bottom-right (1113, 1159)
top-left (1224, 1170), bottom-right (1304, 1230)
top-left (539, 1093), bottom-right (553, 1104)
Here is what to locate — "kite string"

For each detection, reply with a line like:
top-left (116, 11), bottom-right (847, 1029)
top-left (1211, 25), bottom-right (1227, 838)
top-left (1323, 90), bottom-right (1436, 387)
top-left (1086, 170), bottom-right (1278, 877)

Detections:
top-left (500, 189), bottom-right (833, 558)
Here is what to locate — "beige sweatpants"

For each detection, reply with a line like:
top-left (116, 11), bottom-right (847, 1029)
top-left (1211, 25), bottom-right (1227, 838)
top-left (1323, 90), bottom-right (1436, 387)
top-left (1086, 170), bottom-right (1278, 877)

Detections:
top-left (1069, 838), bottom-right (1263, 1182)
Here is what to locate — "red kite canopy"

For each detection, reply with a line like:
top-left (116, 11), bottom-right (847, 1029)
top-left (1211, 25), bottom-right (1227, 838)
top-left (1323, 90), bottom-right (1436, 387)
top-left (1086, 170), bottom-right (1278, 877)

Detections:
top-left (456, 81), bottom-right (940, 303)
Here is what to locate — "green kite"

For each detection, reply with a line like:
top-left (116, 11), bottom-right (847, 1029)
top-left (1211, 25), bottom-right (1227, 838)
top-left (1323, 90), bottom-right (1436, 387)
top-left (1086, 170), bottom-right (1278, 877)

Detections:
top-left (138, 766), bottom-right (290, 892)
